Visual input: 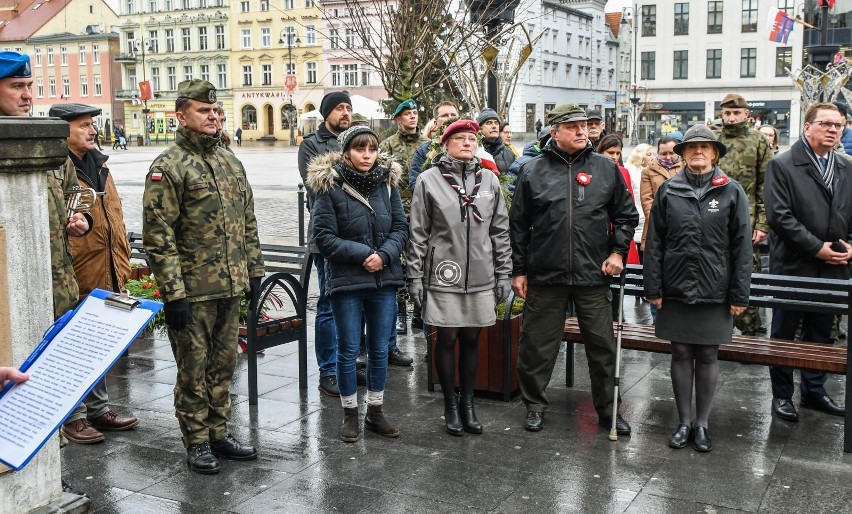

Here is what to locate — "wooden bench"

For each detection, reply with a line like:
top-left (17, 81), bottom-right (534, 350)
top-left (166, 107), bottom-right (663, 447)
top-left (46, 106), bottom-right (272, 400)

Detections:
top-left (561, 264), bottom-right (851, 453)
top-left (127, 185), bottom-right (312, 405)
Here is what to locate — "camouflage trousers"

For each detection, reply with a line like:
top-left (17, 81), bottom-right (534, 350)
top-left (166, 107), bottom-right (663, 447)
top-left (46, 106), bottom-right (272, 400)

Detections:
top-left (168, 296), bottom-right (240, 447)
top-left (734, 245), bottom-right (763, 335)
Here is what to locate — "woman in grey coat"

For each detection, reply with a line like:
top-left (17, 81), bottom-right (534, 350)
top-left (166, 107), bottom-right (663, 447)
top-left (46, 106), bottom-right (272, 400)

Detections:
top-left (407, 119), bottom-right (512, 436)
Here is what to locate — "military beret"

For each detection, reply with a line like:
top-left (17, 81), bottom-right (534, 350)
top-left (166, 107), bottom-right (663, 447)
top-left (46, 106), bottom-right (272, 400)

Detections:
top-left (177, 79), bottom-right (217, 103)
top-left (586, 109), bottom-right (603, 121)
top-left (546, 104), bottom-right (587, 125)
top-left (0, 52), bottom-right (32, 79)
top-left (440, 119), bottom-right (479, 145)
top-left (720, 93), bottom-right (747, 109)
top-left (338, 125), bottom-right (378, 152)
top-left (49, 103), bottom-right (102, 121)
top-left (392, 98), bottom-right (417, 118)
top-left (352, 113), bottom-right (368, 122)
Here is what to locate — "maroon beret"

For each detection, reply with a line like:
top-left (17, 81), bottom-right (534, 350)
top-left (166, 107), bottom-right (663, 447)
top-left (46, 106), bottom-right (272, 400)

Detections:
top-left (440, 119), bottom-right (480, 145)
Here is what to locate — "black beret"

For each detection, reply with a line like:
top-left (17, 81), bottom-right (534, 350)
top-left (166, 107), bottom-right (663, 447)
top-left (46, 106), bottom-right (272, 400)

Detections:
top-left (49, 103), bottom-right (102, 121)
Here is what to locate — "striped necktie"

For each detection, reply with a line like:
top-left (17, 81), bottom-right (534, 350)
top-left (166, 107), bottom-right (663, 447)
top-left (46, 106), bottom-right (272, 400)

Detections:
top-left (819, 156), bottom-right (833, 191)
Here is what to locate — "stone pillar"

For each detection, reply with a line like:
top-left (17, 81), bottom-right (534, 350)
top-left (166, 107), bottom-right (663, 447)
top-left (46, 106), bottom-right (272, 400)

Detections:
top-left (0, 118), bottom-right (87, 513)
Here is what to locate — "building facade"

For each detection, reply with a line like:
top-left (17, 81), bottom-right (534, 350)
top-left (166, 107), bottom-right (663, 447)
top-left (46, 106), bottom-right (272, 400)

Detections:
top-left (632, 0), bottom-right (804, 142)
top-left (230, 0), bottom-right (325, 142)
top-left (509, 0), bottom-right (618, 134)
top-left (116, 0), bottom-right (232, 143)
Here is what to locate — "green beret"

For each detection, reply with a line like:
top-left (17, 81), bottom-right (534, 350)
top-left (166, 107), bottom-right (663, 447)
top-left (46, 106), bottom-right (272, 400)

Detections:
top-left (392, 98), bottom-right (417, 118)
top-left (177, 79), bottom-right (217, 104)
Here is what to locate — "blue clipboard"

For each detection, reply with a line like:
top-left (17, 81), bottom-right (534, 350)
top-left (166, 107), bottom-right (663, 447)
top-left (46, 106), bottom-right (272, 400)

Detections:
top-left (0, 289), bottom-right (162, 470)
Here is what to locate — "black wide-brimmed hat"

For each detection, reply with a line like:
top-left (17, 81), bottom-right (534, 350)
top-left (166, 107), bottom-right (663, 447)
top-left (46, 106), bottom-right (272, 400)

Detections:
top-left (673, 125), bottom-right (727, 158)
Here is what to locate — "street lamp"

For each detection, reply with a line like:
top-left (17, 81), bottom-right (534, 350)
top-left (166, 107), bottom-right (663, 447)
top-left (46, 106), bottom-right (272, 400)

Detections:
top-left (134, 39), bottom-right (153, 146)
top-left (279, 34), bottom-right (301, 146)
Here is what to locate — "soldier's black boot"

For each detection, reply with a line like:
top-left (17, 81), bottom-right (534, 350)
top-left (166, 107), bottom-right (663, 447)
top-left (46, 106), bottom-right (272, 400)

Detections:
top-left (443, 393), bottom-right (464, 436)
top-left (364, 404), bottom-right (400, 438)
top-left (187, 441), bottom-right (220, 475)
top-left (411, 304), bottom-right (423, 329)
top-left (396, 300), bottom-right (408, 335)
top-left (210, 434), bottom-right (257, 460)
top-left (340, 407), bottom-right (360, 443)
top-left (459, 394), bottom-right (483, 434)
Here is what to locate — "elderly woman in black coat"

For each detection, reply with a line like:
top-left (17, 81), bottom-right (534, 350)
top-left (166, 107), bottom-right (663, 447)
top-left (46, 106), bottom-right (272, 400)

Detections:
top-left (644, 125), bottom-right (752, 452)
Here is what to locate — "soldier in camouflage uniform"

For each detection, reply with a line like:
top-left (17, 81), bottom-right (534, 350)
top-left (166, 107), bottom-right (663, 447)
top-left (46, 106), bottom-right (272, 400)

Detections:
top-left (143, 79), bottom-right (265, 475)
top-left (379, 98), bottom-right (428, 352)
top-left (713, 93), bottom-right (772, 336)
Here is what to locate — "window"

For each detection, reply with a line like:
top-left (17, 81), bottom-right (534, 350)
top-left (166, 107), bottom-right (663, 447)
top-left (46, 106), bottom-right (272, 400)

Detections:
top-left (306, 61), bottom-right (316, 83)
top-left (149, 31), bottom-right (159, 53)
top-left (305, 0), bottom-right (314, 6)
top-left (260, 0), bottom-right (269, 10)
top-left (182, 29), bottom-right (191, 52)
top-left (261, 28), bottom-right (271, 48)
top-left (200, 64), bottom-right (210, 82)
top-left (708, 1), bottom-right (723, 34)
top-left (151, 67), bottom-right (160, 91)
top-left (640, 51), bottom-right (655, 80)
top-left (215, 26), bottom-right (225, 50)
top-left (284, 0), bottom-right (293, 8)
top-left (240, 0), bottom-right (249, 9)
top-left (285, 62), bottom-right (295, 75)
top-left (181, 0), bottom-right (189, 7)
top-left (80, 76), bottom-right (88, 96)
top-left (241, 105), bottom-right (257, 130)
top-left (674, 3), bottom-right (688, 35)
top-left (36, 77), bottom-right (44, 97)
top-left (242, 65), bottom-right (252, 86)
top-left (740, 48), bottom-right (756, 77)
top-left (47, 47), bottom-right (54, 65)
top-left (330, 64), bottom-right (340, 86)
top-left (330, 29), bottom-right (339, 49)
top-left (344, 64), bottom-right (357, 86)
top-left (79, 45), bottom-right (87, 65)
top-left (741, 0), bottom-right (758, 32)
top-left (241, 29), bottom-right (252, 49)
top-left (345, 28), bottom-right (356, 48)
top-left (262, 64), bottom-right (272, 85)
top-left (183, 65), bottom-right (193, 81)
top-left (217, 64), bottom-right (227, 89)
top-left (282, 26), bottom-right (296, 46)
top-left (92, 44), bottom-right (99, 64)
top-left (49, 78), bottom-right (56, 97)
top-left (775, 47), bottom-right (792, 77)
top-left (779, 0), bottom-right (795, 16)
top-left (165, 29), bottom-right (174, 53)
top-left (128, 69), bottom-right (136, 89)
top-left (306, 25), bottom-right (316, 45)
top-left (199, 0), bottom-right (207, 7)
top-left (94, 75), bottom-right (102, 96)
top-left (165, 0), bottom-right (173, 10)
top-left (673, 50), bottom-right (688, 79)
top-left (641, 5), bottom-right (656, 37)
top-left (706, 49), bottom-right (722, 78)
top-left (126, 0), bottom-right (134, 14)
top-left (167, 66), bottom-right (176, 90)
top-left (149, 0), bottom-right (158, 11)
top-left (60, 46), bottom-right (67, 66)
top-left (199, 27), bottom-right (208, 51)
top-left (34, 48), bottom-right (41, 66)
top-left (361, 68), bottom-right (369, 86)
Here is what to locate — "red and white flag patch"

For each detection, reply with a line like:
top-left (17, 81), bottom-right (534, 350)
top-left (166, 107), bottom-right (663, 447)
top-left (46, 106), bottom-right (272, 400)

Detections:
top-left (150, 171), bottom-right (163, 181)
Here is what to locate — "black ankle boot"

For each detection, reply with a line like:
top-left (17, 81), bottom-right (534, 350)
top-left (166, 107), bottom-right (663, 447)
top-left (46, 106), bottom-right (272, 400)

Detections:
top-left (340, 407), bottom-right (360, 443)
top-left (459, 394), bottom-right (482, 434)
top-left (396, 301), bottom-right (408, 335)
top-left (443, 395), bottom-right (464, 436)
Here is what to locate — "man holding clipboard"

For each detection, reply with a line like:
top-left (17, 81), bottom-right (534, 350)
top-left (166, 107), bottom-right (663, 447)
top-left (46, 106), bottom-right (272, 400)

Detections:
top-left (143, 79), bottom-right (265, 475)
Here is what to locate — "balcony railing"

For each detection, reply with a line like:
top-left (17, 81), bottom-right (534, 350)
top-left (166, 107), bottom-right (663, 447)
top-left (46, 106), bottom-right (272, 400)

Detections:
top-left (115, 89), bottom-right (139, 99)
top-left (115, 53), bottom-right (138, 62)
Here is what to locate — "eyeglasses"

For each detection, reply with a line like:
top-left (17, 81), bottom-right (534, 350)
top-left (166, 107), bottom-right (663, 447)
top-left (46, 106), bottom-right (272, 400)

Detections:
top-left (811, 120), bottom-right (844, 130)
top-left (450, 136), bottom-right (478, 144)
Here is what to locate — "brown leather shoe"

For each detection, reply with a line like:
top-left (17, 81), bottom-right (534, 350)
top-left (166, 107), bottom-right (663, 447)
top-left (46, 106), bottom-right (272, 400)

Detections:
top-left (89, 410), bottom-right (139, 431)
top-left (62, 419), bottom-right (105, 444)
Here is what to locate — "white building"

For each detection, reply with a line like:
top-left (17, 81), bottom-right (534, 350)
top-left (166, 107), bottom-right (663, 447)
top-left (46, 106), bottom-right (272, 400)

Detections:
top-left (631, 0), bottom-right (804, 142)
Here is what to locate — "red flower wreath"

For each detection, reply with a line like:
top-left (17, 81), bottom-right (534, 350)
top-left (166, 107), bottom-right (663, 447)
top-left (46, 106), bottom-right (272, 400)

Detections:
top-left (576, 172), bottom-right (592, 186)
top-left (711, 175), bottom-right (729, 186)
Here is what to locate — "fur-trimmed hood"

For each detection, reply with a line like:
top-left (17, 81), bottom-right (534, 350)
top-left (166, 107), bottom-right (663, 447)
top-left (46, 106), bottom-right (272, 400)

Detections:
top-left (307, 152), bottom-right (404, 195)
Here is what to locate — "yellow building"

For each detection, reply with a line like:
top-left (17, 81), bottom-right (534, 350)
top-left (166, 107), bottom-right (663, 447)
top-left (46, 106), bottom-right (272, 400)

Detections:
top-left (115, 1), bottom-right (234, 144)
top-left (230, 0), bottom-right (325, 143)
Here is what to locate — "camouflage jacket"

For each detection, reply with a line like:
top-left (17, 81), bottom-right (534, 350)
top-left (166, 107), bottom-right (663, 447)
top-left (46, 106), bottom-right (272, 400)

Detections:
top-left (143, 126), bottom-right (264, 303)
top-left (48, 157), bottom-right (87, 319)
top-left (380, 129), bottom-right (428, 196)
top-left (714, 121), bottom-right (771, 233)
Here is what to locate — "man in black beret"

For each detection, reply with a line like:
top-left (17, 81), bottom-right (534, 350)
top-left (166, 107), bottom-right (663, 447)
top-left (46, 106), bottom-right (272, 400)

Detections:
top-left (298, 91), bottom-right (353, 397)
top-left (50, 103), bottom-right (141, 443)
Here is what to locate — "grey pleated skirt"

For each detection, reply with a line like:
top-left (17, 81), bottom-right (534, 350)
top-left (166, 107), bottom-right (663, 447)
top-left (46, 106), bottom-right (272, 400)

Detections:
top-left (422, 290), bottom-right (496, 328)
top-left (655, 300), bottom-right (733, 345)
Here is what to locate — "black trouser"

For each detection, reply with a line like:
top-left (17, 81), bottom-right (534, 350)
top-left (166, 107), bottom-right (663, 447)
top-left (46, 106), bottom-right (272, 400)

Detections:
top-left (769, 308), bottom-right (834, 399)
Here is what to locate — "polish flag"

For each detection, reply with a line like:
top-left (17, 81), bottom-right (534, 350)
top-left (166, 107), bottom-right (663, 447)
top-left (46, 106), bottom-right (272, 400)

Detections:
top-left (476, 147), bottom-right (499, 176)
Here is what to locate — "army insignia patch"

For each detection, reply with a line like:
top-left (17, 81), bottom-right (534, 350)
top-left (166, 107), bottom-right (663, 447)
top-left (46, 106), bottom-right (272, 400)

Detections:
top-left (150, 171), bottom-right (163, 181)
top-left (209, 89), bottom-right (217, 102)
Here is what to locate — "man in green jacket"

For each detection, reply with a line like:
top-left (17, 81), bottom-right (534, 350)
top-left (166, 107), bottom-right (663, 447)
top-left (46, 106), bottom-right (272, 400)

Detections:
top-left (143, 79), bottom-right (265, 475)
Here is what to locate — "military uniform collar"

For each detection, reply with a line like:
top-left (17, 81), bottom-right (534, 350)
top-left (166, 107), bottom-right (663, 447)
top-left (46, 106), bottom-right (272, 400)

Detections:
top-left (396, 128), bottom-right (422, 143)
top-left (721, 120), bottom-right (750, 137)
top-left (176, 125), bottom-right (220, 153)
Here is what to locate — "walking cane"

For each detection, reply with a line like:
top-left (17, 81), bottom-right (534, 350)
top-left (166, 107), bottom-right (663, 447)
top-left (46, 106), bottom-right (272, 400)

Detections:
top-left (610, 271), bottom-right (627, 442)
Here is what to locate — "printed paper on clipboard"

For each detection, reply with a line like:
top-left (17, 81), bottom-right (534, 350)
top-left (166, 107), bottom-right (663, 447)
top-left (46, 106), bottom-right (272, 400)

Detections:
top-left (0, 289), bottom-right (162, 470)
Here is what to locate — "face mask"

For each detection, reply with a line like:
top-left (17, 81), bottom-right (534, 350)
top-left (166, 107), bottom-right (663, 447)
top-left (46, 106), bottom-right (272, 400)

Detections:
top-left (658, 155), bottom-right (679, 168)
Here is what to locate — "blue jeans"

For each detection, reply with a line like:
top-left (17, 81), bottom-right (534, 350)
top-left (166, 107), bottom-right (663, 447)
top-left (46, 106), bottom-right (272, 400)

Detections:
top-left (313, 255), bottom-right (337, 377)
top-left (331, 287), bottom-right (396, 397)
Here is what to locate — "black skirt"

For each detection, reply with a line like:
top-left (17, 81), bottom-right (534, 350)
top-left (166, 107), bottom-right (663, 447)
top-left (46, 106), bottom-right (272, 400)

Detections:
top-left (655, 300), bottom-right (733, 345)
